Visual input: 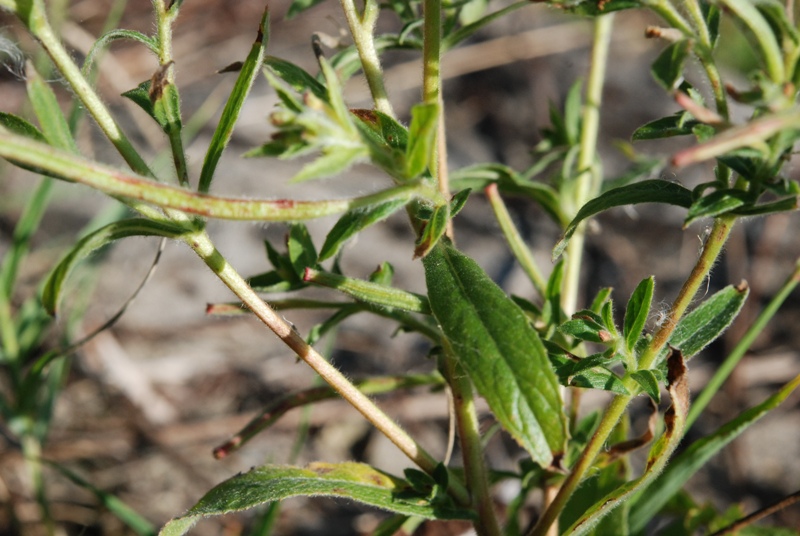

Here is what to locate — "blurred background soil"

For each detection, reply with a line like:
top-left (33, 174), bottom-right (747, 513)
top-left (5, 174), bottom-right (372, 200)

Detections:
top-left (1, 0), bottom-right (799, 534)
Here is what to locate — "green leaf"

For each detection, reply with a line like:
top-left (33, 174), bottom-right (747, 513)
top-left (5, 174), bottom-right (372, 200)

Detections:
top-left (442, 0), bottom-right (529, 49)
top-left (423, 241), bottom-right (567, 466)
top-left (684, 189), bottom-right (749, 226)
top-left (264, 56), bottom-right (327, 101)
top-left (121, 81), bottom-right (157, 122)
top-left (286, 0), bottom-right (326, 18)
top-left (624, 277), bottom-right (654, 355)
top-left (42, 219), bottom-right (188, 316)
top-left (287, 224), bottom-right (318, 278)
top-left (47, 461), bottom-right (156, 536)
top-left (668, 283), bottom-right (749, 360)
top-left (198, 8), bottom-right (269, 192)
top-left (291, 146), bottom-right (367, 183)
top-left (553, 180), bottom-right (693, 259)
top-left (631, 112), bottom-right (699, 141)
top-left (318, 199), bottom-right (409, 261)
top-left (449, 163), bottom-right (565, 226)
top-left (27, 65), bottom-right (77, 153)
top-left (159, 462), bottom-right (472, 535)
top-left (405, 103), bottom-right (438, 179)
top-left (559, 313), bottom-right (611, 344)
top-left (630, 370), bottom-right (661, 403)
top-left (0, 112), bottom-right (46, 143)
top-left (449, 189), bottom-right (471, 218)
top-left (556, 0), bottom-right (640, 16)
top-left (651, 40), bottom-right (692, 91)
top-left (628, 373), bottom-right (800, 533)
top-left (414, 203), bottom-right (449, 258)
top-left (304, 268), bottom-right (431, 314)
top-left (83, 29), bottom-right (158, 76)
top-left (565, 351), bottom-right (689, 535)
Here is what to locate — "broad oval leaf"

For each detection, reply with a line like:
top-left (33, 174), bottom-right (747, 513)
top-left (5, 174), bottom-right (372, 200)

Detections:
top-left (668, 282), bottom-right (749, 360)
top-left (159, 462), bottom-right (473, 536)
top-left (553, 180), bottom-right (693, 259)
top-left (630, 369), bottom-right (661, 403)
top-left (42, 219), bottom-right (189, 316)
top-left (423, 241), bottom-right (567, 467)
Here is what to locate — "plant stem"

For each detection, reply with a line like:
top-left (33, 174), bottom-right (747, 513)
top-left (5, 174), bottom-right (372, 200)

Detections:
top-left (686, 258), bottom-right (800, 430)
top-left (441, 354), bottom-right (503, 536)
top-left (561, 12), bottom-right (614, 315)
top-left (153, 0), bottom-right (190, 187)
top-left (422, 0), bottom-right (452, 237)
top-left (28, 0), bottom-right (153, 177)
top-left (22, 434), bottom-right (53, 536)
top-left (339, 0), bottom-right (394, 117)
top-left (485, 184), bottom-right (547, 297)
top-left (529, 215), bottom-right (736, 536)
top-left (185, 229), bottom-right (470, 505)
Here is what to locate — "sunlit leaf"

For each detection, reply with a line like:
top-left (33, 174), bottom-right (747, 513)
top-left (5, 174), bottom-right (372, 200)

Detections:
top-left (553, 180), bottom-right (693, 259)
top-left (159, 463), bottom-right (473, 536)
top-left (424, 241), bottom-right (567, 467)
top-left (199, 8), bottom-right (270, 192)
top-left (319, 199), bottom-right (409, 261)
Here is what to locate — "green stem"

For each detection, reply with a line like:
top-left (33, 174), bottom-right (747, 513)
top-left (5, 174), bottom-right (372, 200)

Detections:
top-left (153, 0), bottom-right (190, 187)
top-left (484, 184), bottom-right (547, 297)
top-left (27, 0), bottom-right (153, 177)
top-left (185, 230), bottom-right (470, 505)
top-left (441, 353), bottom-right (503, 536)
top-left (422, 0), bottom-right (452, 233)
top-left (0, 131), bottom-right (432, 221)
top-left (22, 434), bottom-right (53, 536)
top-left (562, 13), bottom-right (614, 315)
top-left (686, 258), bottom-right (800, 430)
top-left (529, 216), bottom-right (736, 536)
top-left (339, 0), bottom-right (394, 117)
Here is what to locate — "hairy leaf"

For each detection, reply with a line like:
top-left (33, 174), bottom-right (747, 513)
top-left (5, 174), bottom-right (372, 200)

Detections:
top-left (424, 241), bottom-right (567, 466)
top-left (159, 463), bottom-right (473, 535)
top-left (42, 219), bottom-right (188, 316)
top-left (199, 8), bottom-right (270, 192)
top-left (669, 282), bottom-right (749, 360)
top-left (553, 180), bottom-right (693, 259)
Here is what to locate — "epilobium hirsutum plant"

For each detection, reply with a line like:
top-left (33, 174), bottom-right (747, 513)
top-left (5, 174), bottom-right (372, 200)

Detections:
top-left (1, 0), bottom-right (800, 533)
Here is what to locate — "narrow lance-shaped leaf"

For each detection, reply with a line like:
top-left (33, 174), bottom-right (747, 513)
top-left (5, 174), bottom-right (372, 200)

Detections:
top-left (414, 203), bottom-right (449, 259)
top-left (553, 180), bottom-right (693, 259)
top-left (628, 373), bottom-right (800, 533)
top-left (42, 219), bottom-right (189, 316)
top-left (668, 282), bottom-right (749, 360)
top-left (624, 277), bottom-right (654, 356)
top-left (198, 8), bottom-right (270, 192)
top-left (159, 462), bottom-right (473, 536)
top-left (423, 241), bottom-right (567, 467)
top-left (26, 63), bottom-right (78, 153)
top-left (319, 199), bottom-right (409, 261)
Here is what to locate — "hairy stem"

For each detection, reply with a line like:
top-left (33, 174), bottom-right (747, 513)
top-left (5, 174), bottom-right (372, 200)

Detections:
top-left (529, 215), bottom-right (736, 536)
top-left (185, 229), bottom-right (470, 505)
top-left (339, 0), bottom-right (394, 117)
top-left (561, 12), bottom-right (614, 315)
top-left (441, 353), bottom-right (503, 536)
top-left (686, 258), bottom-right (800, 430)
